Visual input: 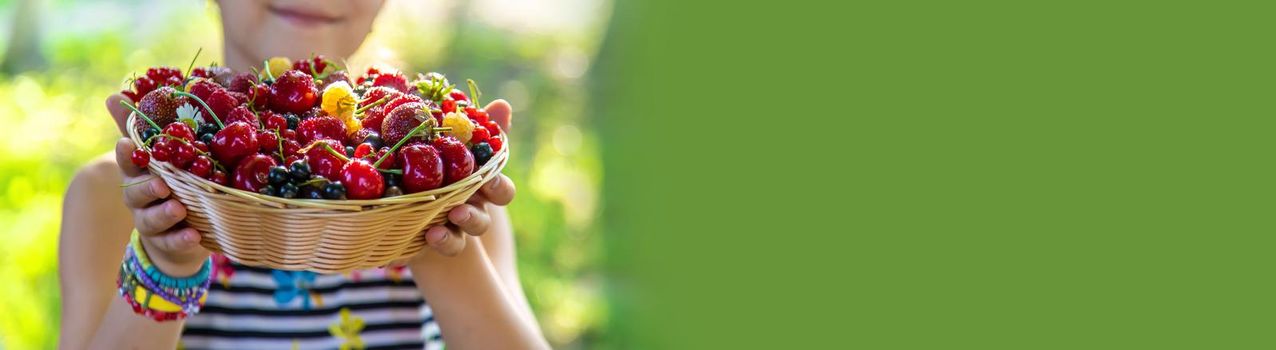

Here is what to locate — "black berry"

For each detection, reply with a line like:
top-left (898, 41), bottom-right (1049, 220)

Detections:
top-left (267, 166), bottom-right (290, 186)
top-left (288, 160), bottom-right (311, 182)
top-left (323, 182), bottom-right (347, 200)
top-left (471, 142), bottom-right (493, 166)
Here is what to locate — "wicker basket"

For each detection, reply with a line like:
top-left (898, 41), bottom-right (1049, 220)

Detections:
top-left (127, 112), bottom-right (509, 273)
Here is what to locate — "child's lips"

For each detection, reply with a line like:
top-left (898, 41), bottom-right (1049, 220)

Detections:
top-left (268, 5), bottom-right (343, 28)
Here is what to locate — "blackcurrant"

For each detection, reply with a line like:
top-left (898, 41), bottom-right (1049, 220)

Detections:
top-left (384, 186), bottom-right (403, 197)
top-left (471, 142), bottom-right (494, 166)
top-left (288, 160), bottom-right (311, 182)
top-left (323, 182), bottom-right (347, 200)
top-left (199, 133), bottom-right (214, 145)
top-left (267, 166), bottom-right (290, 186)
top-left (259, 185), bottom-right (276, 196)
top-left (141, 127), bottom-right (160, 143)
top-left (363, 134), bottom-right (384, 150)
top-left (277, 182), bottom-right (299, 199)
top-left (302, 187), bottom-right (323, 199)
top-left (284, 113), bottom-right (300, 130)
top-left (345, 146), bottom-right (355, 157)
top-left (198, 123), bottom-right (219, 136)
top-left (382, 172), bottom-right (401, 187)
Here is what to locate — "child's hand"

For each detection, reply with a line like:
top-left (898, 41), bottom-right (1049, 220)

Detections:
top-left (422, 100), bottom-right (517, 256)
top-left (107, 94), bottom-right (210, 276)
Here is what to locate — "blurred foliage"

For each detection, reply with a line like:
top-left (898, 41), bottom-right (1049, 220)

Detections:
top-left (0, 0), bottom-right (609, 348)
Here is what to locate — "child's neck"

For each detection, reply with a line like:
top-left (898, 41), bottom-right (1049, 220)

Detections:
top-left (222, 43), bottom-right (256, 74)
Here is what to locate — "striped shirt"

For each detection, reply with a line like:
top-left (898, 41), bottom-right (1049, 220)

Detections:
top-left (179, 254), bottom-right (443, 350)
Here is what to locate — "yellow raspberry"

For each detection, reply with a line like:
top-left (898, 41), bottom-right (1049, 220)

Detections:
top-left (322, 82), bottom-right (360, 135)
top-left (442, 112), bottom-right (474, 144)
top-left (265, 57), bottom-right (292, 79)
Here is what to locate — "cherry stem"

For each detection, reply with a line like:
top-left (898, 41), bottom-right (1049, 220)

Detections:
top-left (355, 96), bottom-right (391, 115)
top-left (467, 79), bottom-right (481, 106)
top-left (184, 48), bottom-right (203, 80)
top-left (377, 169), bottom-right (403, 175)
top-left (171, 91), bottom-right (224, 128)
top-left (275, 129), bottom-right (284, 159)
top-left (262, 60), bottom-right (276, 81)
top-left (320, 143), bottom-right (350, 162)
top-left (372, 121), bottom-right (452, 169)
top-left (119, 100), bottom-right (162, 131)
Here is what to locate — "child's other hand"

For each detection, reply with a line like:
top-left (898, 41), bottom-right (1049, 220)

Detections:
top-left (422, 99), bottom-right (516, 257)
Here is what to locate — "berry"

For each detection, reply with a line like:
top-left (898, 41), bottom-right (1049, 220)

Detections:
top-left (302, 187), bottom-right (323, 199)
top-left (259, 185), bottom-right (276, 196)
top-left (151, 140), bottom-right (172, 162)
top-left (199, 133), bottom-right (214, 145)
top-left (197, 123), bottom-right (219, 138)
top-left (441, 112), bottom-right (474, 144)
top-left (131, 149), bottom-right (150, 169)
top-left (449, 89), bottom-right (468, 101)
top-left (471, 125), bottom-right (490, 144)
top-left (170, 142), bottom-right (197, 169)
top-left (138, 86), bottom-right (188, 127)
top-left (373, 147), bottom-right (396, 170)
top-left (210, 170), bottom-right (229, 186)
top-left (277, 182), bottom-right (299, 199)
top-left (432, 136), bottom-right (475, 185)
top-left (383, 186), bottom-right (403, 197)
top-left (441, 99), bottom-right (457, 114)
top-left (363, 133), bottom-right (384, 150)
top-left (231, 154), bottom-right (277, 193)
top-left (305, 139), bottom-right (347, 180)
top-left (228, 72), bottom-right (258, 93)
top-left (340, 159), bottom-right (384, 200)
top-left (207, 89), bottom-right (239, 122)
top-left (471, 142), bottom-right (493, 166)
top-left (267, 166), bottom-right (290, 186)
top-left (189, 156), bottom-right (213, 178)
top-left (211, 121), bottom-right (259, 167)
top-left (225, 107), bottom-right (259, 128)
top-left (263, 111), bottom-right (287, 132)
top-left (140, 127), bottom-right (160, 143)
top-left (192, 140), bottom-right (209, 154)
top-left (257, 130), bottom-right (279, 154)
top-left (323, 182), bottom-right (347, 200)
top-left (488, 135), bottom-right (504, 152)
top-left (353, 143), bottom-right (374, 159)
top-left (399, 144), bottom-right (444, 193)
top-left (269, 70), bottom-right (319, 114)
top-left (282, 139), bottom-right (302, 158)
top-left (360, 86), bottom-right (401, 109)
top-left (187, 78), bottom-right (223, 103)
top-left (482, 120), bottom-right (501, 136)
top-left (321, 70), bottom-right (350, 90)
top-left (372, 71), bottom-right (410, 93)
top-left (284, 113), bottom-right (300, 130)
top-left (345, 146), bottom-right (356, 157)
top-left (288, 160), bottom-right (311, 182)
top-left (297, 116), bottom-right (345, 145)
top-left (381, 102), bottom-right (431, 146)
top-left (163, 122), bottom-right (195, 142)
top-left (248, 84), bottom-right (271, 110)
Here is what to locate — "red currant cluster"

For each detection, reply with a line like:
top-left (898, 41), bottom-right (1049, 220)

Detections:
top-left (126, 55), bottom-right (506, 201)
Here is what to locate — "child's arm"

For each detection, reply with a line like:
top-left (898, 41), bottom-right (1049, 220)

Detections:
top-left (408, 235), bottom-right (551, 349)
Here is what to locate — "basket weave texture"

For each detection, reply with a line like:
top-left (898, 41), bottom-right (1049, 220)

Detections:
top-left (127, 112), bottom-right (509, 273)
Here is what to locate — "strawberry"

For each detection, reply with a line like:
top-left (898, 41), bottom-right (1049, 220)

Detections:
top-left (381, 102), bottom-right (431, 146)
top-left (138, 86), bottom-right (188, 128)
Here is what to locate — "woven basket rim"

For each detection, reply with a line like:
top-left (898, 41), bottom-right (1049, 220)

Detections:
top-left (127, 111), bottom-right (509, 211)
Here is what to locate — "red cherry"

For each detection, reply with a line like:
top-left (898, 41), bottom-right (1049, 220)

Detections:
top-left (269, 70), bottom-right (319, 114)
top-left (282, 139), bottom-right (302, 158)
top-left (151, 140), bottom-right (172, 162)
top-left (488, 135), bottom-right (504, 152)
top-left (211, 122), bottom-right (259, 167)
top-left (131, 149), bottom-right (150, 169)
top-left (374, 147), bottom-right (396, 170)
top-left (211, 170), bottom-right (229, 186)
top-left (340, 159), bottom-right (384, 199)
top-left (163, 122), bottom-right (195, 142)
top-left (399, 144), bottom-right (443, 193)
top-left (431, 136), bottom-right (475, 185)
top-left (262, 111), bottom-right (287, 132)
top-left (164, 75), bottom-right (183, 88)
top-left (170, 142), bottom-right (197, 168)
top-left (479, 120), bottom-right (500, 136)
top-left (189, 156), bottom-right (213, 178)
top-left (305, 139), bottom-right (347, 180)
top-left (192, 140), bottom-right (209, 154)
top-left (281, 129), bottom-right (298, 141)
top-left (231, 154), bottom-right (277, 192)
top-left (249, 84), bottom-right (271, 110)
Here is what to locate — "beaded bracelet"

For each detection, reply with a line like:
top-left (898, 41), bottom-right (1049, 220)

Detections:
top-left (116, 230), bottom-right (213, 321)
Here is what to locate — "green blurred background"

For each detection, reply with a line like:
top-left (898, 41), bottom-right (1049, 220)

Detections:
top-left (0, 0), bottom-right (609, 348)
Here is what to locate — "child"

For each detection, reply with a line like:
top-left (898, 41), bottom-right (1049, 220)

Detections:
top-left (58, 1), bottom-right (546, 348)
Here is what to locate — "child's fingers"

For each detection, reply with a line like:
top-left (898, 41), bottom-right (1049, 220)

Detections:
top-left (478, 174), bottom-right (515, 206)
top-left (123, 175), bottom-right (171, 209)
top-left (141, 227), bottom-right (204, 257)
top-left (484, 99), bottom-right (512, 132)
top-left (106, 94), bottom-right (131, 136)
top-left (425, 225), bottom-right (466, 257)
top-left (115, 138), bottom-right (145, 178)
top-left (448, 204), bottom-right (491, 237)
top-left (134, 200), bottom-right (187, 236)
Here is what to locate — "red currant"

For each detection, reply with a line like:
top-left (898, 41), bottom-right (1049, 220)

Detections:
top-left (189, 156), bottom-right (213, 178)
top-left (131, 149), bottom-right (150, 169)
top-left (489, 135), bottom-right (504, 152)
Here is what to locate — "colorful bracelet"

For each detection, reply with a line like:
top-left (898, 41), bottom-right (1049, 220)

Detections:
top-left (116, 230), bottom-right (212, 321)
